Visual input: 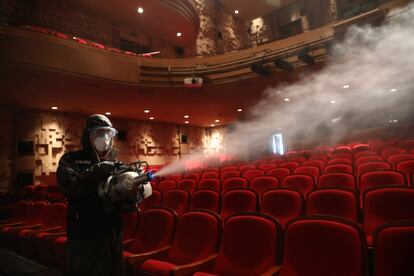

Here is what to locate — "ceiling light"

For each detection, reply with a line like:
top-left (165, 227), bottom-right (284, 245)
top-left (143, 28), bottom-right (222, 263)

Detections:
top-left (234, 10), bottom-right (239, 14)
top-left (393, 119), bottom-right (398, 123)
top-left (185, 121), bottom-right (189, 124)
top-left (330, 100), bottom-right (336, 104)
top-left (149, 117), bottom-right (154, 120)
top-left (211, 124), bottom-right (215, 127)
top-left (176, 32), bottom-right (182, 37)
top-left (51, 106), bottom-right (58, 110)
top-left (184, 115), bottom-right (189, 118)
top-left (215, 119), bottom-right (220, 123)
top-left (390, 88), bottom-right (397, 92)
top-left (137, 7), bottom-right (144, 14)
top-left (144, 109), bottom-right (150, 113)
top-left (237, 108), bottom-right (243, 112)
top-left (343, 84), bottom-right (350, 89)
top-left (105, 112), bottom-right (111, 115)
top-left (284, 98), bottom-right (290, 102)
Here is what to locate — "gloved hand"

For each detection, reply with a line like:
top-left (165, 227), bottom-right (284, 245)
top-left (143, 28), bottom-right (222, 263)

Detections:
top-left (142, 183), bottom-right (152, 198)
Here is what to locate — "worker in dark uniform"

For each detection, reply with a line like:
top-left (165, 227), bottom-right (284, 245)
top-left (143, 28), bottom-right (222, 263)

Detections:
top-left (57, 114), bottom-right (146, 276)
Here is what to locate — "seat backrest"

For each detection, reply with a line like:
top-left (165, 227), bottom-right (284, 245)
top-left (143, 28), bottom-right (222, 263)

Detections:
top-left (356, 161), bottom-right (392, 177)
top-left (302, 160), bottom-right (325, 170)
top-left (212, 213), bottom-right (282, 276)
top-left (167, 210), bottom-right (222, 264)
top-left (221, 166), bottom-right (237, 172)
top-left (239, 165), bottom-right (256, 173)
top-left (363, 187), bottom-right (414, 235)
top-left (318, 173), bottom-right (356, 191)
top-left (42, 202), bottom-right (67, 229)
top-left (204, 167), bottom-right (219, 173)
top-left (162, 189), bottom-right (190, 215)
top-left (280, 216), bottom-right (368, 276)
top-left (139, 190), bottom-right (162, 211)
top-left (387, 154), bottom-right (414, 169)
top-left (177, 179), bottom-right (198, 193)
top-left (281, 175), bottom-right (315, 197)
top-left (8, 200), bottom-right (32, 223)
top-left (158, 180), bottom-right (177, 193)
top-left (201, 171), bottom-right (219, 179)
top-left (373, 221), bottom-right (414, 276)
top-left (280, 162), bottom-right (300, 172)
top-left (164, 174), bottom-right (182, 182)
top-left (396, 159), bottom-right (414, 186)
top-left (220, 170), bottom-right (241, 182)
top-left (222, 177), bottom-right (248, 192)
top-left (183, 173), bottom-right (200, 182)
top-left (381, 148), bottom-right (406, 160)
top-left (221, 189), bottom-right (259, 220)
top-left (323, 164), bottom-right (353, 174)
top-left (327, 158), bottom-right (352, 165)
top-left (306, 189), bottom-right (359, 222)
top-left (242, 169), bottom-right (265, 181)
top-left (249, 176), bottom-right (279, 196)
top-left (258, 163), bottom-right (277, 172)
top-left (25, 201), bottom-right (50, 225)
top-left (122, 209), bottom-right (139, 241)
top-left (190, 189), bottom-right (221, 214)
top-left (198, 178), bottom-right (221, 191)
top-left (267, 168), bottom-right (291, 180)
top-left (261, 189), bottom-right (304, 227)
top-left (353, 150), bottom-right (378, 161)
top-left (360, 171), bottom-right (406, 197)
top-left (130, 207), bottom-right (177, 253)
top-left (354, 155), bottom-right (383, 167)
top-left (294, 166), bottom-right (320, 182)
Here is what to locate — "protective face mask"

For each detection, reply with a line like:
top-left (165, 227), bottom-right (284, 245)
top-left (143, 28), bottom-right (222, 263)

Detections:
top-left (94, 134), bottom-right (112, 152)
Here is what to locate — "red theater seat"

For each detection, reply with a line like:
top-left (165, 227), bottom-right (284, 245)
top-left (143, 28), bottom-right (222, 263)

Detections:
top-left (198, 179), bottom-right (221, 191)
top-left (279, 216), bottom-right (368, 276)
top-left (327, 158), bottom-right (352, 165)
top-left (164, 174), bottom-right (182, 182)
top-left (258, 163), bottom-right (277, 172)
top-left (190, 190), bottom-right (221, 214)
top-left (201, 172), bottom-right (219, 179)
top-left (324, 164), bottom-right (353, 174)
top-left (261, 189), bottom-right (304, 227)
top-left (122, 209), bottom-right (139, 244)
top-left (193, 213), bottom-right (282, 276)
top-left (373, 221), bottom-right (414, 276)
top-left (356, 161), bottom-right (392, 177)
top-left (242, 169), bottom-right (265, 181)
top-left (396, 159), bottom-right (414, 185)
top-left (281, 175), bottom-right (315, 197)
top-left (204, 167), bottom-right (219, 173)
top-left (239, 165), bottom-right (256, 173)
top-left (139, 190), bottom-right (162, 211)
top-left (158, 180), bottom-right (177, 193)
top-left (249, 176), bottom-right (279, 196)
top-left (177, 179), bottom-right (197, 193)
top-left (140, 210), bottom-right (222, 275)
top-left (318, 173), bottom-right (356, 191)
top-left (124, 207), bottom-right (177, 270)
top-left (0, 200), bottom-right (32, 228)
top-left (354, 150), bottom-right (378, 160)
top-left (220, 165), bottom-right (237, 172)
top-left (359, 171), bottom-right (406, 198)
top-left (294, 166), bottom-right (320, 182)
top-left (306, 189), bottom-right (359, 222)
top-left (354, 155), bottom-right (383, 167)
top-left (363, 187), bottom-right (414, 244)
top-left (387, 153), bottom-right (414, 169)
top-left (267, 167), bottom-right (291, 180)
top-left (302, 160), bottom-right (325, 170)
top-left (222, 177), bottom-right (248, 192)
top-left (398, 139), bottom-right (414, 150)
top-left (220, 170), bottom-right (240, 182)
top-left (221, 189), bottom-right (258, 220)
top-left (381, 148), bottom-right (406, 160)
top-left (162, 189), bottom-right (190, 215)
top-left (280, 162), bottom-right (300, 172)
top-left (183, 173), bottom-right (200, 182)
top-left (352, 144), bottom-right (370, 152)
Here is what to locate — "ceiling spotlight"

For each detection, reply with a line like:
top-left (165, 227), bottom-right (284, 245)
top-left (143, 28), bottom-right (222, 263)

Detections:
top-left (176, 32), bottom-right (182, 37)
top-left (297, 49), bottom-right (315, 65)
top-left (237, 108), bottom-right (243, 112)
top-left (184, 115), bottom-right (189, 118)
top-left (210, 124), bottom-right (215, 127)
top-left (105, 112), bottom-right (111, 115)
top-left (144, 109), bottom-right (150, 113)
top-left (185, 121), bottom-right (189, 124)
top-left (390, 88), bottom-right (397, 92)
top-left (330, 100), bottom-right (336, 104)
top-left (284, 98), bottom-right (290, 102)
top-left (149, 117), bottom-right (154, 120)
top-left (51, 106), bottom-right (58, 110)
top-left (234, 10), bottom-right (239, 14)
top-left (137, 7), bottom-right (144, 14)
top-left (215, 119), bottom-right (220, 123)
top-left (393, 119), bottom-right (398, 123)
top-left (343, 84), bottom-right (350, 89)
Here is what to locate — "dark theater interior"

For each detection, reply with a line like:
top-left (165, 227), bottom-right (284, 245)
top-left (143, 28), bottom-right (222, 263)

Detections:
top-left (1, 0), bottom-right (414, 275)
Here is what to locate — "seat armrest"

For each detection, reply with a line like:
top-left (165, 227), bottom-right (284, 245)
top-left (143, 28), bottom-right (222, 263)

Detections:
top-left (126, 245), bottom-right (171, 266)
top-left (172, 254), bottom-right (218, 276)
top-left (122, 239), bottom-right (134, 250)
top-left (261, 265), bottom-right (282, 276)
top-left (0, 221), bottom-right (25, 228)
top-left (6, 224), bottom-right (43, 232)
top-left (42, 231), bottom-right (67, 240)
top-left (25, 226), bottom-right (62, 236)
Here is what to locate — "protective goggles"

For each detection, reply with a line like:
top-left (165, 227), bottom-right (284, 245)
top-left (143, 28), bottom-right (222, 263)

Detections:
top-left (90, 127), bottom-right (118, 138)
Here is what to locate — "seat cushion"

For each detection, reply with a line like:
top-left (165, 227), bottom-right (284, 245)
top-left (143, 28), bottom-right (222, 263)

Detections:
top-left (193, 272), bottom-right (218, 276)
top-left (140, 259), bottom-right (178, 275)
